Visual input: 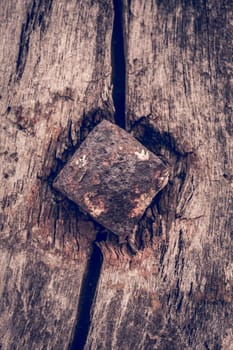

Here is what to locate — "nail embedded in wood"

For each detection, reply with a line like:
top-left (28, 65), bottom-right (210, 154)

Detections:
top-left (53, 120), bottom-right (170, 244)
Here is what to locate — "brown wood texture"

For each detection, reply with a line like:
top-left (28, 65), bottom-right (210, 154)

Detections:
top-left (0, 1), bottom-right (232, 349)
top-left (86, 1), bottom-right (233, 349)
top-left (0, 1), bottom-right (113, 349)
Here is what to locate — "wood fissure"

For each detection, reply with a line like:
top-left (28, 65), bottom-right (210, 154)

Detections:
top-left (69, 244), bottom-right (103, 350)
top-left (0, 0), bottom-right (232, 349)
top-left (69, 1), bottom-right (128, 346)
top-left (111, 0), bottom-right (126, 129)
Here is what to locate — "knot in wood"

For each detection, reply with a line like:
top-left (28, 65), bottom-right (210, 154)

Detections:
top-left (53, 120), bottom-right (170, 241)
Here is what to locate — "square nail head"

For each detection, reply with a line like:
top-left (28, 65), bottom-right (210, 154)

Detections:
top-left (53, 120), bottom-right (169, 240)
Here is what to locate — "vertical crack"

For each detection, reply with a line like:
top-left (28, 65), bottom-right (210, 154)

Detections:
top-left (69, 243), bottom-right (103, 350)
top-left (69, 3), bottom-right (126, 348)
top-left (111, 0), bottom-right (126, 129)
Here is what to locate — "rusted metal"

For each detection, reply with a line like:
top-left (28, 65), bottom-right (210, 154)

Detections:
top-left (53, 120), bottom-right (170, 242)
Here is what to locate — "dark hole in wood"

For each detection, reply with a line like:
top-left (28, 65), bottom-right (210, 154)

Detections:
top-left (69, 242), bottom-right (103, 350)
top-left (111, 0), bottom-right (126, 129)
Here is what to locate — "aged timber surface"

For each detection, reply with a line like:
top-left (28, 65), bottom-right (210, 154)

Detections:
top-left (85, 1), bottom-right (233, 350)
top-left (0, 1), bottom-right (113, 349)
top-left (0, 1), bottom-right (232, 350)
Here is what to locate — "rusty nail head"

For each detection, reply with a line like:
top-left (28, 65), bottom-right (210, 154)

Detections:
top-left (53, 120), bottom-right (169, 241)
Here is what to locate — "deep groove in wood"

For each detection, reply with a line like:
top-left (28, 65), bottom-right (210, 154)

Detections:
top-left (69, 244), bottom-right (103, 350)
top-left (111, 0), bottom-right (126, 129)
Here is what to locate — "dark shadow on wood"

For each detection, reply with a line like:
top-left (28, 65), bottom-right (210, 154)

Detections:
top-left (111, 0), bottom-right (126, 129)
top-left (69, 243), bottom-right (103, 350)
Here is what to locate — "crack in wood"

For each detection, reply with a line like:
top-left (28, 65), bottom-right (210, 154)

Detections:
top-left (69, 2), bottom-right (126, 347)
top-left (69, 243), bottom-right (103, 350)
top-left (111, 0), bottom-right (126, 129)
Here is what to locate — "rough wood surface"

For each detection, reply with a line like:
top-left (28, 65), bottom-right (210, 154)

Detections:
top-left (86, 1), bottom-right (233, 349)
top-left (0, 1), bottom-right (232, 350)
top-left (0, 1), bottom-right (113, 349)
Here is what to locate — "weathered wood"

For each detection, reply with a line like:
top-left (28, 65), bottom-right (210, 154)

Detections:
top-left (0, 1), bottom-right (113, 349)
top-left (0, 0), bottom-right (232, 349)
top-left (85, 1), bottom-right (233, 349)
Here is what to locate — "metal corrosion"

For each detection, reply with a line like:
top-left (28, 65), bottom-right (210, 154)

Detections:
top-left (53, 120), bottom-right (170, 241)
